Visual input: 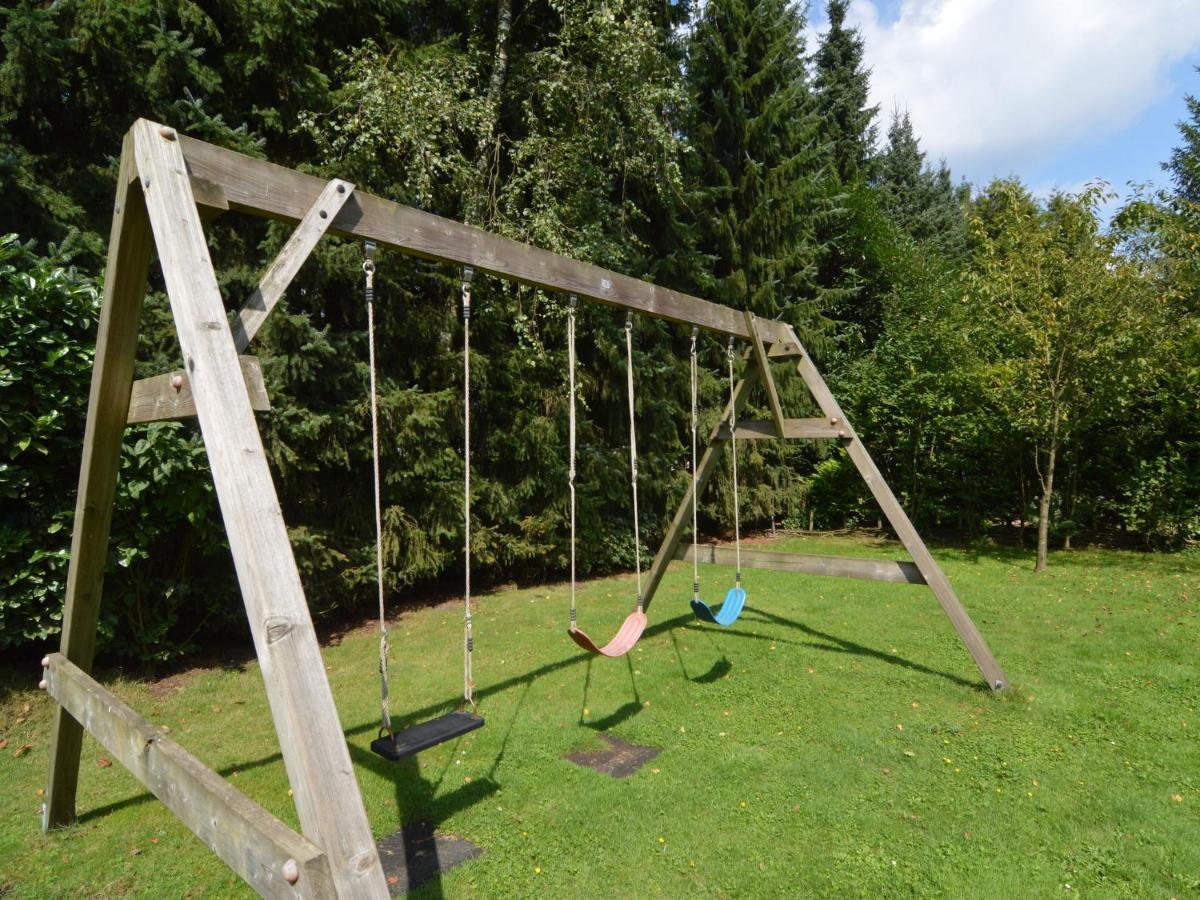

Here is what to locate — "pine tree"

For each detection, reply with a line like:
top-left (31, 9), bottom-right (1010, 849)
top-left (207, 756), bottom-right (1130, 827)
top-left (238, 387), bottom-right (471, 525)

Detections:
top-left (685, 0), bottom-right (833, 335)
top-left (813, 0), bottom-right (879, 185)
top-left (876, 111), bottom-right (968, 256)
top-left (1165, 76), bottom-right (1200, 203)
top-left (684, 0), bottom-right (836, 536)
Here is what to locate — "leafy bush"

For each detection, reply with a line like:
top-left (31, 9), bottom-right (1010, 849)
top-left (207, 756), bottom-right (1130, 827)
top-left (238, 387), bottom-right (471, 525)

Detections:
top-left (1119, 447), bottom-right (1200, 548)
top-left (0, 234), bottom-right (97, 647)
top-left (0, 235), bottom-right (236, 660)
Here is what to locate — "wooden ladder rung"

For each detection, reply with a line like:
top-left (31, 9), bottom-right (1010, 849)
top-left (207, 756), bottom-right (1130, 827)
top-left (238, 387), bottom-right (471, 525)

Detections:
top-left (126, 355), bottom-right (269, 424)
top-left (713, 418), bottom-right (844, 440)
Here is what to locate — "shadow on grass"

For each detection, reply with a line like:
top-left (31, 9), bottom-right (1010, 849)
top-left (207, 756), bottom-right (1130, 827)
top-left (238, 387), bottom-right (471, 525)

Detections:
top-left (578, 652), bottom-right (645, 731)
top-left (74, 604), bottom-right (981, 834)
top-left (350, 743), bottom-right (498, 898)
top-left (739, 606), bottom-right (983, 691)
top-left (669, 628), bottom-right (733, 684)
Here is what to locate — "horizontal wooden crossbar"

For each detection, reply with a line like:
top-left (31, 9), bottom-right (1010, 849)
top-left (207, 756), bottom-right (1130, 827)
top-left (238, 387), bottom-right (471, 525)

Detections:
top-left (177, 135), bottom-right (793, 345)
top-left (43, 654), bottom-right (333, 897)
top-left (713, 419), bottom-right (842, 440)
top-left (675, 544), bottom-right (926, 585)
top-left (127, 356), bottom-right (269, 424)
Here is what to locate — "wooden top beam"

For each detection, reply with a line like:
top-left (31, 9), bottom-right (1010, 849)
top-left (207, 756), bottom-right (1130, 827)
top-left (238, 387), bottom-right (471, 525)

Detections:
top-left (175, 129), bottom-right (792, 344)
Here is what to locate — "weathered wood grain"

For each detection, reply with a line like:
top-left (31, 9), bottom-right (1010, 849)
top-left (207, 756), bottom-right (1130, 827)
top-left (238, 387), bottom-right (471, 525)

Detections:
top-left (767, 340), bottom-right (804, 358)
top-left (127, 356), bottom-right (269, 424)
top-left (744, 311), bottom-right (787, 435)
top-left (787, 324), bottom-right (1008, 689)
top-left (713, 418), bottom-right (841, 440)
top-left (675, 544), bottom-right (926, 585)
top-left (44, 654), bottom-right (334, 898)
top-left (189, 174), bottom-right (229, 215)
top-left (231, 179), bottom-right (354, 352)
top-left (177, 134), bottom-right (793, 344)
top-left (132, 119), bottom-right (388, 896)
top-left (45, 132), bottom-right (154, 830)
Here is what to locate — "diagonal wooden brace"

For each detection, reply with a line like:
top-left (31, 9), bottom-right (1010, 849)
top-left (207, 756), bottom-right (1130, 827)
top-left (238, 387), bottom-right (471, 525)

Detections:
top-left (231, 177), bottom-right (355, 352)
top-left (744, 311), bottom-right (788, 436)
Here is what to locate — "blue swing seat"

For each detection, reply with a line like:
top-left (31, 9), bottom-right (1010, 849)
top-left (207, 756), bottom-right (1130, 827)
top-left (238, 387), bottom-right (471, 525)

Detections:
top-left (691, 585), bottom-right (747, 627)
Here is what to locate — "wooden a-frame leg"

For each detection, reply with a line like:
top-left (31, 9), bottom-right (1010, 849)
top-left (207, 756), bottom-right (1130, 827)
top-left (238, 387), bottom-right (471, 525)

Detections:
top-left (44, 132), bottom-right (154, 830)
top-left (131, 120), bottom-right (387, 897)
top-left (789, 330), bottom-right (1008, 690)
top-left (641, 360), bottom-right (762, 612)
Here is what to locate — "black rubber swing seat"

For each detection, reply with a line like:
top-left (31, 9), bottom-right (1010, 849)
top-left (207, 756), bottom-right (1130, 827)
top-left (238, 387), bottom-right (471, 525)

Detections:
top-left (370, 711), bottom-right (485, 761)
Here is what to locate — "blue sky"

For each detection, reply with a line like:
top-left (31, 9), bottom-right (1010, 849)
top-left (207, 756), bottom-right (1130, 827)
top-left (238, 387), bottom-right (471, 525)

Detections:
top-left (807, 0), bottom-right (1200, 209)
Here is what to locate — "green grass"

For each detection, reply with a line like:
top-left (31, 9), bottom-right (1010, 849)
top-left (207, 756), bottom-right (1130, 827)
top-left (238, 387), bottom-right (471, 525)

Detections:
top-left (2, 533), bottom-right (1198, 897)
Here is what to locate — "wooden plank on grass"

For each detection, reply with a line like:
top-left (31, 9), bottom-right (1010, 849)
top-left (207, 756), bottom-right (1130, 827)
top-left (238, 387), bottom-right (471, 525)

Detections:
top-left (44, 654), bottom-right (334, 898)
top-left (714, 418), bottom-right (841, 440)
top-left (45, 132), bottom-right (154, 830)
top-left (675, 544), bottom-right (926, 584)
top-left (127, 356), bottom-right (269, 424)
top-left (132, 119), bottom-right (388, 897)
top-left (177, 134), bottom-right (794, 345)
top-left (231, 178), bottom-right (354, 352)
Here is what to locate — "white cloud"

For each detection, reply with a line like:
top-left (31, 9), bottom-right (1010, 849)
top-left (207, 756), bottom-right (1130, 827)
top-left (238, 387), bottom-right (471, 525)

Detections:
top-left (831, 0), bottom-right (1200, 179)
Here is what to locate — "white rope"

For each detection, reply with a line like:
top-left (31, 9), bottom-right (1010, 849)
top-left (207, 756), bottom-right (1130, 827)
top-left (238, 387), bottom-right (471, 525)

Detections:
top-left (365, 246), bottom-right (391, 738)
top-left (625, 315), bottom-right (643, 608)
top-left (567, 296), bottom-right (578, 629)
top-left (462, 268), bottom-right (475, 710)
top-left (690, 328), bottom-right (700, 600)
top-left (727, 339), bottom-right (742, 586)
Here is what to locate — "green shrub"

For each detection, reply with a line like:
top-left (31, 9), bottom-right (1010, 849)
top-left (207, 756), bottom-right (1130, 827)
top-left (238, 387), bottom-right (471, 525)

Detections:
top-left (0, 235), bottom-right (236, 660)
top-left (0, 234), bottom-right (98, 647)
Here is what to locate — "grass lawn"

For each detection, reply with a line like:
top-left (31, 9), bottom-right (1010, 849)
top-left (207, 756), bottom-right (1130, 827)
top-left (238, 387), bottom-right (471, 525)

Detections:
top-left (2, 532), bottom-right (1198, 897)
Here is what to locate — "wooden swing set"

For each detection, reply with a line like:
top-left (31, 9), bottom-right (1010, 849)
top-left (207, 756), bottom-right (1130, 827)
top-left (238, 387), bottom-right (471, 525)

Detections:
top-left (40, 120), bottom-right (1007, 898)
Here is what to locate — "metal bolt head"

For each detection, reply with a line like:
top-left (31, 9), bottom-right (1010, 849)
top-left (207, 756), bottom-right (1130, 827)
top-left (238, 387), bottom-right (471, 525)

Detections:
top-left (282, 859), bottom-right (299, 884)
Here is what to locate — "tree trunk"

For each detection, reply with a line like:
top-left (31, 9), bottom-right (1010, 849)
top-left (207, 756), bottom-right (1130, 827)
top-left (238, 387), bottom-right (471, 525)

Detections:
top-left (445, 0), bottom-right (513, 351)
top-left (1063, 457), bottom-right (1077, 550)
top-left (1035, 441), bottom-right (1058, 572)
top-left (473, 0), bottom-right (513, 219)
top-left (1017, 454), bottom-right (1028, 548)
